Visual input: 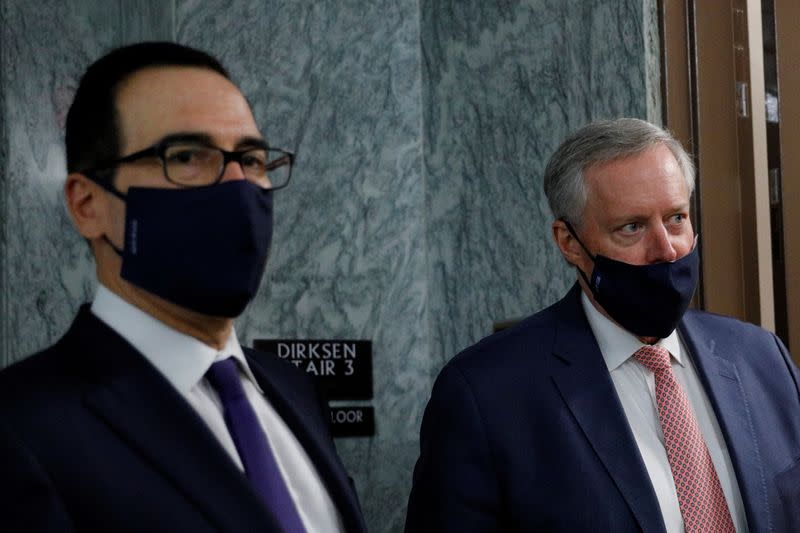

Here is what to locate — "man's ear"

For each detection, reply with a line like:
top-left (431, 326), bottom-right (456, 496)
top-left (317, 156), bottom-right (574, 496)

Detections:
top-left (64, 173), bottom-right (108, 239)
top-left (552, 219), bottom-right (584, 267)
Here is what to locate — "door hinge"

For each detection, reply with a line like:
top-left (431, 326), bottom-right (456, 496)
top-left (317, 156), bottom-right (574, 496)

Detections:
top-left (736, 81), bottom-right (749, 118)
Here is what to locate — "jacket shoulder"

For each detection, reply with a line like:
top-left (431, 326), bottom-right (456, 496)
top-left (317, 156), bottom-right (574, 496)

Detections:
top-left (0, 306), bottom-right (110, 399)
top-left (443, 291), bottom-right (572, 383)
top-left (682, 308), bottom-right (779, 344)
top-left (0, 336), bottom-right (78, 400)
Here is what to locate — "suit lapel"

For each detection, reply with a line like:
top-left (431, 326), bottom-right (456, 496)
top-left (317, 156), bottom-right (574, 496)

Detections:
top-left (549, 287), bottom-right (666, 533)
top-left (71, 309), bottom-right (282, 532)
top-left (246, 352), bottom-right (366, 533)
top-left (679, 313), bottom-right (767, 531)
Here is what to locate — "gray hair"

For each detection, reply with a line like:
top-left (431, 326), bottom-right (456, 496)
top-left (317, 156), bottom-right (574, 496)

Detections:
top-left (543, 118), bottom-right (695, 226)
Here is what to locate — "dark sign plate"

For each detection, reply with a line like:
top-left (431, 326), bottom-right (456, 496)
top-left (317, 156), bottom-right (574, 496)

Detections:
top-left (329, 406), bottom-right (375, 437)
top-left (253, 339), bottom-right (373, 400)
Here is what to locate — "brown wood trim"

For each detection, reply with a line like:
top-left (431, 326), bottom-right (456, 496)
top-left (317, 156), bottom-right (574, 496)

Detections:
top-left (775, 0), bottom-right (800, 360)
top-left (663, 1), bottom-right (775, 328)
top-left (660, 0), bottom-right (693, 150)
top-left (693, 1), bottom-right (747, 321)
top-left (661, 0), bottom-right (704, 309)
top-left (739, 0), bottom-right (774, 330)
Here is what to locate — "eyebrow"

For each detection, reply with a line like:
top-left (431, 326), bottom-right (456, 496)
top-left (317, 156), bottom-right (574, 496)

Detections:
top-left (155, 132), bottom-right (268, 150)
top-left (606, 203), bottom-right (691, 226)
top-left (235, 135), bottom-right (269, 150)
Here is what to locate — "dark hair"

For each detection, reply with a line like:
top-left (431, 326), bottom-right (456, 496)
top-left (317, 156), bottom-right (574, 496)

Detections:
top-left (65, 41), bottom-right (229, 174)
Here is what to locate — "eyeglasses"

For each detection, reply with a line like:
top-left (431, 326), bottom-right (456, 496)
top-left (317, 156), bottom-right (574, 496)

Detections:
top-left (85, 139), bottom-right (295, 190)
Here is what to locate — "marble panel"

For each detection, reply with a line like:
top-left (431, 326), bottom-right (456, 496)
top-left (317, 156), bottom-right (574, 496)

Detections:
top-left (0, 2), bottom-right (7, 365)
top-left (421, 0), bottom-right (652, 367)
top-left (0, 0), bottom-right (174, 367)
top-left (176, 2), bottom-right (426, 531)
top-left (644, 0), bottom-right (663, 124)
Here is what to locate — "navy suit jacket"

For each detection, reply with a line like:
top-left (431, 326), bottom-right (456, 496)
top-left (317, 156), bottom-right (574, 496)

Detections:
top-left (0, 306), bottom-right (367, 533)
top-left (405, 285), bottom-right (800, 532)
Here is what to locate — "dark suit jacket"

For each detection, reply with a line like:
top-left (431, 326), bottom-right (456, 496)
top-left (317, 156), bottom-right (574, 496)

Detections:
top-left (405, 285), bottom-right (800, 532)
top-left (0, 305), bottom-right (367, 533)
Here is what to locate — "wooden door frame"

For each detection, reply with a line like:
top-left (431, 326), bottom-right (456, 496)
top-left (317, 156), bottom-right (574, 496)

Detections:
top-left (774, 0), bottom-right (800, 356)
top-left (660, 0), bottom-right (776, 335)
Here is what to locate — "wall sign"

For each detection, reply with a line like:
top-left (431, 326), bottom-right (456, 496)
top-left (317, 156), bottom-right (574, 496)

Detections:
top-left (253, 339), bottom-right (373, 400)
top-left (329, 406), bottom-right (375, 437)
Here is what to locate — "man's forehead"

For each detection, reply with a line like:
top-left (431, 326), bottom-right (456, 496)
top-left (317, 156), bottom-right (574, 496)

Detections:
top-left (115, 66), bottom-right (259, 149)
top-left (582, 144), bottom-right (689, 218)
top-left (585, 145), bottom-right (682, 186)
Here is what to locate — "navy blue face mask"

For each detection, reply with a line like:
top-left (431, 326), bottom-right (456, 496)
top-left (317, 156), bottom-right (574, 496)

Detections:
top-left (564, 221), bottom-right (699, 339)
top-left (104, 180), bottom-right (274, 318)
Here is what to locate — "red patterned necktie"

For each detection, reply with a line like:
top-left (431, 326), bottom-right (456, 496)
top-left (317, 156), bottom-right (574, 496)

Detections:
top-left (633, 345), bottom-right (735, 533)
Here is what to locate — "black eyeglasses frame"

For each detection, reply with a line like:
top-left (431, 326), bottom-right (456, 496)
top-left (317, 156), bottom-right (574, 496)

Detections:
top-left (81, 138), bottom-right (295, 192)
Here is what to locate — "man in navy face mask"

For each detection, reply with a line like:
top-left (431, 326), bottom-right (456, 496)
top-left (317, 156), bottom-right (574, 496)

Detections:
top-left (0, 42), bottom-right (366, 533)
top-left (406, 118), bottom-right (800, 532)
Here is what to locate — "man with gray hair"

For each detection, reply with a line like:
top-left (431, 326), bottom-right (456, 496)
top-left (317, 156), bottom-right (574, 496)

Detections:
top-left (406, 118), bottom-right (800, 532)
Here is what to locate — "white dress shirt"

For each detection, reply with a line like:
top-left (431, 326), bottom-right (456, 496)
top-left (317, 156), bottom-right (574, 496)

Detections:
top-left (91, 285), bottom-right (344, 532)
top-left (581, 292), bottom-right (747, 532)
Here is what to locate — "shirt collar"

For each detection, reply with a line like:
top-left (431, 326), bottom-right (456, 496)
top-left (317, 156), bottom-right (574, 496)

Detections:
top-left (580, 291), bottom-right (683, 372)
top-left (90, 284), bottom-right (263, 395)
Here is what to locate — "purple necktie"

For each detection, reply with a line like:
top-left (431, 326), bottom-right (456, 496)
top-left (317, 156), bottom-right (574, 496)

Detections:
top-left (206, 358), bottom-right (306, 533)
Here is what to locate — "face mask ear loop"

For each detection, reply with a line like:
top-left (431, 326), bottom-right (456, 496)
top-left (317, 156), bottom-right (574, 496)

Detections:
top-left (96, 179), bottom-right (127, 201)
top-left (102, 235), bottom-right (124, 257)
top-left (84, 173), bottom-right (127, 256)
top-left (561, 219), bottom-right (596, 290)
top-left (83, 170), bottom-right (127, 201)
